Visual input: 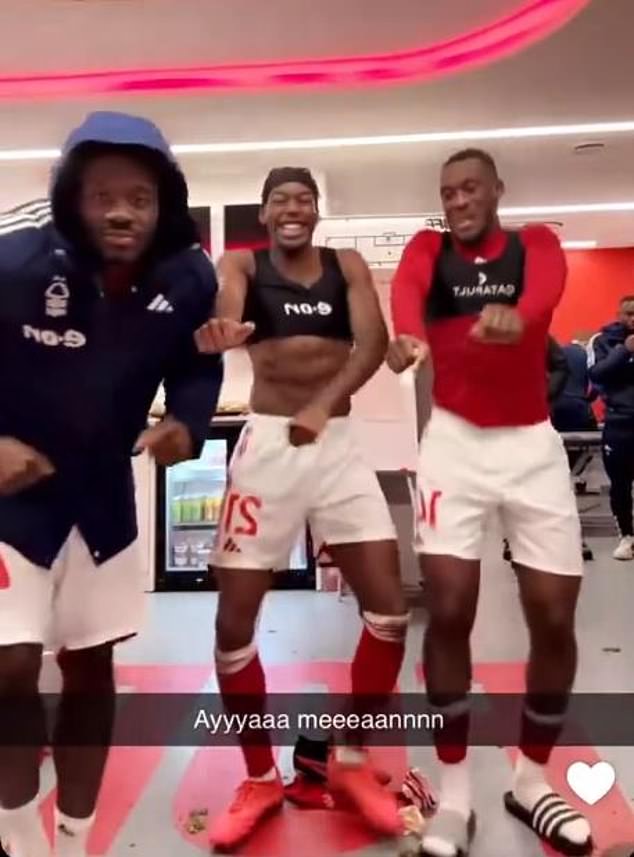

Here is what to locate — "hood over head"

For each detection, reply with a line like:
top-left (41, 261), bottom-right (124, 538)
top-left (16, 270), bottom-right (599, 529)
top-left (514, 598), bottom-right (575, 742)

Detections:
top-left (51, 111), bottom-right (199, 260)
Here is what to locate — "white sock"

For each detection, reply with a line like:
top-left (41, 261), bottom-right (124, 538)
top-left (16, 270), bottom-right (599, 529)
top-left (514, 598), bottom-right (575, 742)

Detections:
top-left (0, 796), bottom-right (51, 857)
top-left (54, 809), bottom-right (95, 857)
top-left (512, 752), bottom-right (551, 808)
top-left (436, 759), bottom-right (471, 818)
top-left (513, 752), bottom-right (591, 846)
top-left (248, 768), bottom-right (277, 783)
top-left (422, 759), bottom-right (471, 857)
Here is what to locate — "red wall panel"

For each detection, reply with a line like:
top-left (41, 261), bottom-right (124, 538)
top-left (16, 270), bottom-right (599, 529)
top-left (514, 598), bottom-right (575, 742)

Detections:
top-left (552, 248), bottom-right (634, 342)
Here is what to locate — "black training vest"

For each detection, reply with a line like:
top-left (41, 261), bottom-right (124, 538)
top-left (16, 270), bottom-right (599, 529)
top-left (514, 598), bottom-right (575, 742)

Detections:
top-left (243, 247), bottom-right (353, 343)
top-left (426, 230), bottom-right (525, 323)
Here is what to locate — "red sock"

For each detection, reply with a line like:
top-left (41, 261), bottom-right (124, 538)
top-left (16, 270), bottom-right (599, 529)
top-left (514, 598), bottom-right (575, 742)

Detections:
top-left (351, 624), bottom-right (406, 697)
top-left (345, 621), bottom-right (406, 750)
top-left (216, 649), bottom-right (275, 778)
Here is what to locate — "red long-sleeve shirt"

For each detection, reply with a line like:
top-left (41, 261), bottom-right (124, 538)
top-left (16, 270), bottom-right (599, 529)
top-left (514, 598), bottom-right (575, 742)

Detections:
top-left (390, 225), bottom-right (566, 427)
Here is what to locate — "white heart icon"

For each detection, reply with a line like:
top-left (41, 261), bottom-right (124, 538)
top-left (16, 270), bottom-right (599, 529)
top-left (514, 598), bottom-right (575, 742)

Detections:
top-left (566, 761), bottom-right (616, 806)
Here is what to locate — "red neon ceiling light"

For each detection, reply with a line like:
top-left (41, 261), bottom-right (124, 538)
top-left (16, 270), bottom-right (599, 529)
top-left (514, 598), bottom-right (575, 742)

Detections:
top-left (0, 0), bottom-right (590, 101)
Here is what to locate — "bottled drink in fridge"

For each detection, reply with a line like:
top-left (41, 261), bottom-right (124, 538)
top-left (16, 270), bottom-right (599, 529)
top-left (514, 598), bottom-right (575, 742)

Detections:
top-left (171, 495), bottom-right (183, 524)
top-left (173, 537), bottom-right (189, 569)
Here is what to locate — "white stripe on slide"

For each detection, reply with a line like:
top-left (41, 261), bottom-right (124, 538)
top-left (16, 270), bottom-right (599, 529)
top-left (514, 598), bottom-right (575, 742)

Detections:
top-left (533, 794), bottom-right (559, 832)
top-left (544, 807), bottom-right (578, 839)
top-left (148, 295), bottom-right (164, 311)
top-left (534, 796), bottom-right (564, 834)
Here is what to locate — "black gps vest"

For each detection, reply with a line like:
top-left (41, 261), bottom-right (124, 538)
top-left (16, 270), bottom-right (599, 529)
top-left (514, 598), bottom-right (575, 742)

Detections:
top-left (243, 247), bottom-right (353, 343)
top-left (426, 230), bottom-right (525, 323)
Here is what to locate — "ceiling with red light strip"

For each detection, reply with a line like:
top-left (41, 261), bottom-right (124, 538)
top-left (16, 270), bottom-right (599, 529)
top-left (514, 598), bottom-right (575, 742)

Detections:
top-left (0, 0), bottom-right (631, 248)
top-left (0, 0), bottom-right (590, 100)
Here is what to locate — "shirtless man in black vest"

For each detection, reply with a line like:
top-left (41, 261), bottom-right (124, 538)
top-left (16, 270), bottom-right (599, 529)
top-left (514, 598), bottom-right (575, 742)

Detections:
top-left (195, 167), bottom-right (409, 850)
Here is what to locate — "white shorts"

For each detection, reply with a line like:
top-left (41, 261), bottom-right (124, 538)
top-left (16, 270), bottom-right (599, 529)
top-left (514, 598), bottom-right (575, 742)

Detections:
top-left (414, 408), bottom-right (583, 576)
top-left (211, 414), bottom-right (396, 570)
top-left (0, 529), bottom-right (146, 650)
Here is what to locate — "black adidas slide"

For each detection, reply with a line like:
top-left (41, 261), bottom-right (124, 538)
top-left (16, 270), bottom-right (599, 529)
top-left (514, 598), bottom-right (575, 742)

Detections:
top-left (504, 791), bottom-right (593, 856)
top-left (419, 809), bottom-right (477, 857)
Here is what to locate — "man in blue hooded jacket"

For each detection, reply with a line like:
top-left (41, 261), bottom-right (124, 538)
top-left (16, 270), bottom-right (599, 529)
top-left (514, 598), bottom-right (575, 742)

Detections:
top-left (589, 296), bottom-right (634, 560)
top-left (0, 112), bottom-right (223, 857)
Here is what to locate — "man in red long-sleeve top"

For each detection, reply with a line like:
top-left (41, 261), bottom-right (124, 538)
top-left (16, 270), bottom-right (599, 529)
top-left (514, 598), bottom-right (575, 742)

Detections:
top-left (388, 150), bottom-right (591, 857)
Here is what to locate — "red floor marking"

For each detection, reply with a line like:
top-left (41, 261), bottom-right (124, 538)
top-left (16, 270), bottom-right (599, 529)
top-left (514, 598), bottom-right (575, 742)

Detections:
top-left (116, 664), bottom-right (213, 693)
top-left (34, 659), bottom-right (633, 854)
top-left (174, 745), bottom-right (378, 856)
top-left (174, 662), bottom-right (409, 855)
top-left (37, 664), bottom-right (214, 854)
top-left (83, 664), bottom-right (215, 855)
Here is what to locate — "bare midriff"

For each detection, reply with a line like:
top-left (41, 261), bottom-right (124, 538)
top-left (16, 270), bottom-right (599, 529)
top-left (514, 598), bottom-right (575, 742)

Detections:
top-left (248, 336), bottom-right (352, 416)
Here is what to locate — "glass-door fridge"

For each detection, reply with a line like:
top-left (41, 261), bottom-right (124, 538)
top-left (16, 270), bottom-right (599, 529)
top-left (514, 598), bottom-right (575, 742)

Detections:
top-left (154, 420), bottom-right (315, 590)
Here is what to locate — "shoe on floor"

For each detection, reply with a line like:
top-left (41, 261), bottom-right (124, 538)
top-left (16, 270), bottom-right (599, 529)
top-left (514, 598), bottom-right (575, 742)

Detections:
top-left (293, 735), bottom-right (391, 785)
top-left (327, 755), bottom-right (402, 837)
top-left (581, 541), bottom-right (594, 561)
top-left (208, 776), bottom-right (284, 851)
top-left (284, 774), bottom-right (336, 809)
top-left (613, 536), bottom-right (634, 561)
top-left (504, 791), bottom-right (592, 856)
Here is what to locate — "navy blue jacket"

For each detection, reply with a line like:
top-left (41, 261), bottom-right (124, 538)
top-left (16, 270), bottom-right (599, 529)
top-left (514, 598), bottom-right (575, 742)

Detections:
top-left (589, 322), bottom-right (634, 424)
top-left (562, 343), bottom-right (592, 400)
top-left (0, 112), bottom-right (223, 568)
top-left (546, 337), bottom-right (569, 404)
top-left (551, 342), bottom-right (597, 431)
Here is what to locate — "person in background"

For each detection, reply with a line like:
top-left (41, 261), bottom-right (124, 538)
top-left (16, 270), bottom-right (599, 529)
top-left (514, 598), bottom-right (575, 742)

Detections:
top-left (549, 336), bottom-right (596, 561)
top-left (546, 336), bottom-right (570, 404)
top-left (589, 296), bottom-right (634, 560)
top-left (0, 112), bottom-right (223, 857)
top-left (551, 336), bottom-right (598, 435)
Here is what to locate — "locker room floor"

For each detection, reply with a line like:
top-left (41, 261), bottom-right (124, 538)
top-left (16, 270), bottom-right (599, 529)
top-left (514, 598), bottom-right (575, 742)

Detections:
top-left (39, 533), bottom-right (634, 856)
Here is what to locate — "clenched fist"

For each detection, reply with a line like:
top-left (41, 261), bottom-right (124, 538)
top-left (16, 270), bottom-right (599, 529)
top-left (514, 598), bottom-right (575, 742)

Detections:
top-left (0, 437), bottom-right (55, 496)
top-left (135, 417), bottom-right (194, 466)
top-left (386, 335), bottom-right (429, 374)
top-left (470, 304), bottom-right (524, 345)
top-left (195, 318), bottom-right (255, 354)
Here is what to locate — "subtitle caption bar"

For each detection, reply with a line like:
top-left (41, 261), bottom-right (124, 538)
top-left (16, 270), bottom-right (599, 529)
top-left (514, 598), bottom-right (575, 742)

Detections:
top-left (0, 694), bottom-right (632, 746)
